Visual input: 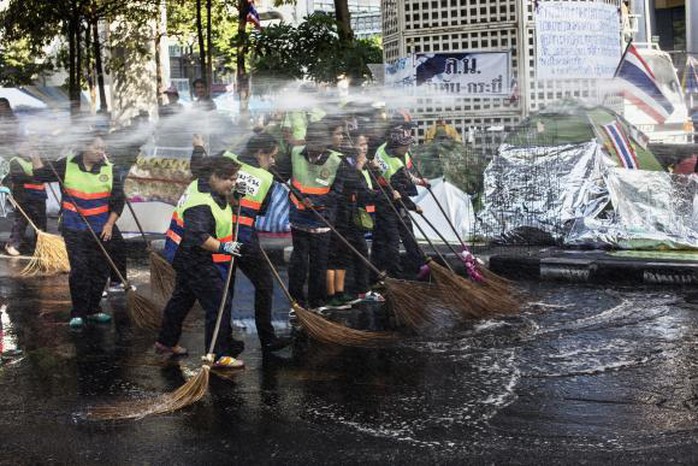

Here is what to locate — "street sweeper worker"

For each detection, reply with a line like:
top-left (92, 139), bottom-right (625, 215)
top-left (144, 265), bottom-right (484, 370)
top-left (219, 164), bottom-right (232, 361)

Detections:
top-left (187, 132), bottom-right (291, 353)
top-left (324, 129), bottom-right (383, 308)
top-left (156, 156), bottom-right (246, 369)
top-left (31, 132), bottom-right (124, 329)
top-left (370, 126), bottom-right (423, 280)
top-left (4, 139), bottom-right (47, 257)
top-left (275, 119), bottom-right (349, 310)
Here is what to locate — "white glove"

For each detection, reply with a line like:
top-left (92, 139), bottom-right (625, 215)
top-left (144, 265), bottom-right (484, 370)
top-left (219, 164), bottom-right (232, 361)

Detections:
top-left (219, 241), bottom-right (242, 257)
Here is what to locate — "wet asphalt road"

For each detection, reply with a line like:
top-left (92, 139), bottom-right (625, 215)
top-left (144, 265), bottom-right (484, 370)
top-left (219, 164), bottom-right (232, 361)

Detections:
top-left (3, 254), bottom-right (698, 464)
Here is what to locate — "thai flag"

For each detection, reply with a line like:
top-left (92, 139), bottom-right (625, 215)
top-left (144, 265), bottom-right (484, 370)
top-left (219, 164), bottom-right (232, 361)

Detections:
top-left (615, 44), bottom-right (674, 124)
top-left (603, 120), bottom-right (639, 169)
top-left (245, 0), bottom-right (262, 30)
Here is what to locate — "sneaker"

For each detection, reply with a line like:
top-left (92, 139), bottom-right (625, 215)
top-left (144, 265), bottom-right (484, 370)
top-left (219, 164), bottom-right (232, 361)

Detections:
top-left (212, 355), bottom-right (245, 369)
top-left (262, 336), bottom-right (291, 352)
top-left (4, 244), bottom-right (20, 257)
top-left (288, 307), bottom-right (297, 319)
top-left (69, 317), bottom-right (84, 329)
top-left (107, 282), bottom-right (126, 293)
top-left (154, 341), bottom-right (188, 356)
top-left (102, 290), bottom-right (108, 298)
top-left (360, 291), bottom-right (385, 303)
top-left (324, 296), bottom-right (351, 310)
top-left (339, 293), bottom-right (361, 305)
top-left (86, 312), bottom-right (112, 324)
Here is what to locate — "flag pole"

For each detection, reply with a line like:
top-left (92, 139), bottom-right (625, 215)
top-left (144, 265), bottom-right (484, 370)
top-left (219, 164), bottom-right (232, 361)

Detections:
top-left (613, 38), bottom-right (634, 79)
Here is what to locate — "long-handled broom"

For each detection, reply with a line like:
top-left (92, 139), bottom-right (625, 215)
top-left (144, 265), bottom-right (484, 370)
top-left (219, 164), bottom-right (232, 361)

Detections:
top-left (88, 204), bottom-right (245, 420)
top-left (362, 170), bottom-right (492, 318)
top-left (410, 163), bottom-right (515, 297)
top-left (258, 244), bottom-right (396, 347)
top-left (269, 168), bottom-right (441, 330)
top-left (46, 163), bottom-right (162, 330)
top-left (123, 197), bottom-right (176, 299)
top-left (417, 211), bottom-right (518, 316)
top-left (5, 195), bottom-right (70, 276)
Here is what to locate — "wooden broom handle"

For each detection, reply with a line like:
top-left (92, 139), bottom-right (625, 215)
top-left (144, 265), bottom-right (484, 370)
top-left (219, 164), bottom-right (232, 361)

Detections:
top-left (366, 168), bottom-right (453, 272)
top-left (269, 167), bottom-right (385, 279)
top-left (46, 162), bottom-right (129, 286)
top-left (207, 201), bottom-right (241, 358)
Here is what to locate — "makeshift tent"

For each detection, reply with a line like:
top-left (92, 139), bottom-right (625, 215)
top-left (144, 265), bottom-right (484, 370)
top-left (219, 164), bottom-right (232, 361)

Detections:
top-left (479, 101), bottom-right (698, 249)
top-left (0, 87), bottom-right (46, 110)
top-left (411, 178), bottom-right (474, 243)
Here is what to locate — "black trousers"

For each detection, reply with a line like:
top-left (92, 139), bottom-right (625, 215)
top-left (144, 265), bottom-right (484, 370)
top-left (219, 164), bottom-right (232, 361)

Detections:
top-left (398, 213), bottom-right (422, 279)
top-left (9, 198), bottom-right (46, 251)
top-left (63, 229), bottom-right (111, 318)
top-left (235, 239), bottom-right (276, 345)
top-left (330, 227), bottom-right (370, 295)
top-left (289, 228), bottom-right (331, 308)
top-left (371, 207), bottom-right (402, 279)
top-left (106, 226), bottom-right (128, 285)
top-left (158, 261), bottom-right (236, 358)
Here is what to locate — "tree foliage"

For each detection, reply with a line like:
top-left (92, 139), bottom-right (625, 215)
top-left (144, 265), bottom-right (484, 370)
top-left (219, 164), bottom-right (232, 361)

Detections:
top-left (249, 13), bottom-right (382, 89)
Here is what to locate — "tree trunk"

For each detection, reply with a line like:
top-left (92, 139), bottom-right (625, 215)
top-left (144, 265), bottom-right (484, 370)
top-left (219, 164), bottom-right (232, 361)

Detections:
top-left (206, 0), bottom-right (213, 92)
top-left (85, 23), bottom-right (96, 113)
top-left (93, 20), bottom-right (108, 113)
top-left (237, 0), bottom-right (249, 123)
top-left (334, 0), bottom-right (353, 44)
top-left (68, 1), bottom-right (80, 116)
top-left (154, 9), bottom-right (163, 106)
top-left (195, 0), bottom-right (207, 86)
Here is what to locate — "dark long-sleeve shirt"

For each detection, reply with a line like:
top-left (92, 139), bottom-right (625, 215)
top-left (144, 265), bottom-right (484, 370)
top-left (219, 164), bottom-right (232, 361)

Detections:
top-left (32, 154), bottom-right (125, 217)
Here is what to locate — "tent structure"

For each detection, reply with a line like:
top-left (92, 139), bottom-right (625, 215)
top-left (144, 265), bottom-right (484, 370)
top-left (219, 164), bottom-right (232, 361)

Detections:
top-left (0, 87), bottom-right (47, 110)
top-left (479, 101), bottom-right (698, 249)
top-left (411, 178), bottom-right (474, 243)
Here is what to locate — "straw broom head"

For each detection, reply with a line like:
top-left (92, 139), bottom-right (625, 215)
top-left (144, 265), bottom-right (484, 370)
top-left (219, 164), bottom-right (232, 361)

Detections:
top-left (87, 365), bottom-right (210, 420)
top-left (126, 288), bottom-right (163, 330)
top-left (293, 303), bottom-right (397, 348)
top-left (381, 277), bottom-right (443, 329)
top-left (429, 261), bottom-right (519, 318)
top-left (149, 250), bottom-right (176, 298)
top-left (478, 266), bottom-right (518, 300)
top-left (20, 231), bottom-right (70, 276)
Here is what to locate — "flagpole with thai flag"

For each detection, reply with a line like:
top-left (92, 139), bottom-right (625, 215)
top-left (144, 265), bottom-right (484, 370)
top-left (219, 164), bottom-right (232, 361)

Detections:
top-left (613, 39), bottom-right (675, 124)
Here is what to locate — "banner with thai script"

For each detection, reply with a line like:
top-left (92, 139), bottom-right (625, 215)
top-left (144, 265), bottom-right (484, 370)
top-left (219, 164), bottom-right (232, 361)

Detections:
top-left (535, 2), bottom-right (621, 80)
top-left (415, 52), bottom-right (510, 96)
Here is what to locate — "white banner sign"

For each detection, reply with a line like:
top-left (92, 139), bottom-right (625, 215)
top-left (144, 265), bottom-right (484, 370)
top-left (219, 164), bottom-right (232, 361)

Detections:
top-left (415, 52), bottom-right (510, 96)
top-left (536, 2), bottom-right (621, 80)
top-left (384, 56), bottom-right (416, 88)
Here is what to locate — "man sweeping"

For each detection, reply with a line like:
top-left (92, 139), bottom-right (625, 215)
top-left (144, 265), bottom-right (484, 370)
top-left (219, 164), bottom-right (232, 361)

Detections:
top-left (4, 139), bottom-right (47, 256)
top-left (371, 125), bottom-right (424, 280)
top-left (188, 132), bottom-right (291, 353)
top-left (156, 156), bottom-right (245, 368)
top-left (31, 133), bottom-right (123, 329)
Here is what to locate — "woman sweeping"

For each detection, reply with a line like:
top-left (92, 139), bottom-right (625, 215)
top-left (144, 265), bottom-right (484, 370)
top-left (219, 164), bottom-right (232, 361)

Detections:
top-left (155, 156), bottom-right (246, 369)
top-left (31, 132), bottom-right (123, 329)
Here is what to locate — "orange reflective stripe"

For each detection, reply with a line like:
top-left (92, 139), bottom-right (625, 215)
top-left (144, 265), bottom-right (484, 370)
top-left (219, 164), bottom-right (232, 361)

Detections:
top-left (291, 179), bottom-right (330, 195)
top-left (232, 215), bottom-right (255, 227)
top-left (62, 202), bottom-right (109, 216)
top-left (165, 229), bottom-right (182, 244)
top-left (290, 193), bottom-right (304, 210)
top-left (24, 183), bottom-right (45, 190)
top-left (365, 205), bottom-right (375, 213)
top-left (64, 187), bottom-right (110, 200)
top-left (240, 198), bottom-right (262, 210)
top-left (219, 235), bottom-right (234, 243)
top-left (212, 253), bottom-right (232, 263)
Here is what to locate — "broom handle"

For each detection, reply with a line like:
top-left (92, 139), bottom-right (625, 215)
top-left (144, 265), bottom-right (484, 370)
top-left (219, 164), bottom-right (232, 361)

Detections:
top-left (207, 201), bottom-right (241, 357)
top-left (269, 168), bottom-right (385, 278)
top-left (258, 242), bottom-right (296, 306)
top-left (46, 162), bottom-right (129, 287)
top-left (124, 197), bottom-right (150, 249)
top-left (7, 195), bottom-right (41, 233)
top-left (417, 212), bottom-right (464, 260)
top-left (410, 163), bottom-right (470, 253)
top-left (366, 168), bottom-right (453, 272)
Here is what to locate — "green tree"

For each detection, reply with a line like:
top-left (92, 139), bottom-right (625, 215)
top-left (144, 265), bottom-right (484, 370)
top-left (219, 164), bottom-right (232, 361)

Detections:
top-left (249, 13), bottom-right (381, 88)
top-left (0, 38), bottom-right (54, 86)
